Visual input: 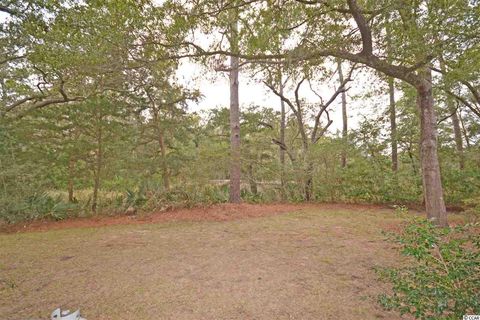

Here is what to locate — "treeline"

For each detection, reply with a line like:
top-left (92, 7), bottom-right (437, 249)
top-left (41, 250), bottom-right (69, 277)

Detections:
top-left (1, 0), bottom-right (479, 224)
top-left (1, 97), bottom-right (479, 222)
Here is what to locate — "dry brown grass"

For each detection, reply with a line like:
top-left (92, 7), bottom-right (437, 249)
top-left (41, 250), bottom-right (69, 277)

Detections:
top-left (1, 206), bottom-right (412, 319)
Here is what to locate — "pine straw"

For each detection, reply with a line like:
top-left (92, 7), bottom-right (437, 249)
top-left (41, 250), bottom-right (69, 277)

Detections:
top-left (0, 205), bottom-right (421, 319)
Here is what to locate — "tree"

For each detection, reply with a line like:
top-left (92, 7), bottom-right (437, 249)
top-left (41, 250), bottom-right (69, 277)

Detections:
top-left (388, 77), bottom-right (398, 172)
top-left (337, 59), bottom-right (348, 168)
top-left (264, 64), bottom-right (354, 200)
top-left (172, 0), bottom-right (466, 226)
top-left (228, 12), bottom-right (241, 203)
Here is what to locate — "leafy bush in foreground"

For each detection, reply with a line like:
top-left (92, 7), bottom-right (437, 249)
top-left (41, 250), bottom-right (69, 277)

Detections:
top-left (377, 213), bottom-right (480, 319)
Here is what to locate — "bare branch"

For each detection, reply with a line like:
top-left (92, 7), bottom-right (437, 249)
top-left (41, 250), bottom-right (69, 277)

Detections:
top-left (0, 54), bottom-right (26, 65)
top-left (444, 89), bottom-right (480, 118)
top-left (437, 104), bottom-right (460, 125)
top-left (272, 138), bottom-right (296, 162)
top-left (263, 80), bottom-right (298, 116)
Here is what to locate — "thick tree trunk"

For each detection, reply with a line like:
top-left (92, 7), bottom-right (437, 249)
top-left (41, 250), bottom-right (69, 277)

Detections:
top-left (388, 77), bottom-right (398, 172)
top-left (228, 20), bottom-right (241, 203)
top-left (158, 130), bottom-right (170, 190)
top-left (337, 59), bottom-right (348, 168)
top-left (416, 70), bottom-right (447, 227)
top-left (67, 157), bottom-right (75, 202)
top-left (279, 76), bottom-right (286, 198)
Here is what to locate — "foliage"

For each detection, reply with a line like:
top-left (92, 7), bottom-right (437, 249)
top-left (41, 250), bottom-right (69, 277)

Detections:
top-left (1, 0), bottom-right (480, 223)
top-left (377, 212), bottom-right (480, 319)
top-left (1, 193), bottom-right (80, 223)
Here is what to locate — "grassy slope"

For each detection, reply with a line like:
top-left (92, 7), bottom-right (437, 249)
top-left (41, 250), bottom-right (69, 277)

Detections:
top-left (1, 207), bottom-right (409, 320)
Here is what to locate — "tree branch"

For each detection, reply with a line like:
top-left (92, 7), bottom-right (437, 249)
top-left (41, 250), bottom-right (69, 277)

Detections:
top-left (346, 0), bottom-right (373, 56)
top-left (0, 5), bottom-right (16, 15)
top-left (272, 138), bottom-right (296, 162)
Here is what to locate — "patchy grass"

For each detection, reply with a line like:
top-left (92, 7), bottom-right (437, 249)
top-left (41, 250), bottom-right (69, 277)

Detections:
top-left (1, 206), bottom-right (413, 319)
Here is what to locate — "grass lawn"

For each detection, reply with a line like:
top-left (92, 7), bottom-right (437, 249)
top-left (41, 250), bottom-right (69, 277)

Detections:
top-left (1, 205), bottom-right (411, 319)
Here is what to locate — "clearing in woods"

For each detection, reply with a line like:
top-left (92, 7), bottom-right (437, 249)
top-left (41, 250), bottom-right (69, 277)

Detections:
top-left (1, 204), bottom-right (414, 319)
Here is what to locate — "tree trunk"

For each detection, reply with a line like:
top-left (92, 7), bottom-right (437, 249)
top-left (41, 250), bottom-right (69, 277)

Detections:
top-left (92, 121), bottom-right (102, 213)
top-left (450, 104), bottom-right (465, 170)
top-left (388, 77), bottom-right (398, 172)
top-left (67, 156), bottom-right (75, 202)
top-left (158, 130), bottom-right (170, 190)
top-left (458, 110), bottom-right (471, 149)
top-left (416, 70), bottom-right (447, 227)
top-left (337, 59), bottom-right (348, 168)
top-left (279, 75), bottom-right (286, 198)
top-left (440, 56), bottom-right (464, 170)
top-left (228, 19), bottom-right (241, 203)
top-left (304, 161), bottom-right (313, 201)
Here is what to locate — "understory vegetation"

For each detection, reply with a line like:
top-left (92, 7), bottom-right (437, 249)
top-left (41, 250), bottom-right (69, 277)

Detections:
top-left (378, 208), bottom-right (480, 319)
top-left (1, 103), bottom-right (479, 223)
top-left (2, 1), bottom-right (480, 225)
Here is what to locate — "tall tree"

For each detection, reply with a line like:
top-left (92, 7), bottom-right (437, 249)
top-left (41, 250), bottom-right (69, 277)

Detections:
top-left (388, 77), bottom-right (398, 172)
top-left (265, 65), bottom-right (353, 200)
top-left (439, 57), bottom-right (465, 170)
top-left (228, 9), bottom-right (241, 203)
top-left (177, 0), bottom-right (454, 225)
top-left (337, 59), bottom-right (348, 168)
top-left (279, 72), bottom-right (287, 197)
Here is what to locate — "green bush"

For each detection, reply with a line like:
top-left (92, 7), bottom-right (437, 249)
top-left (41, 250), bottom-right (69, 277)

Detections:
top-left (125, 188), bottom-right (147, 207)
top-left (0, 193), bottom-right (80, 223)
top-left (377, 213), bottom-right (480, 319)
top-left (136, 184), bottom-right (228, 210)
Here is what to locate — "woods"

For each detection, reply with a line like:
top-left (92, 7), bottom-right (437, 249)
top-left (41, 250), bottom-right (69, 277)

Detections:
top-left (1, 1), bottom-right (480, 319)
top-left (1, 0), bottom-right (479, 225)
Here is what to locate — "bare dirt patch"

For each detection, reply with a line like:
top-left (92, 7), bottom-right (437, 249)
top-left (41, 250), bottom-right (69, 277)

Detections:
top-left (0, 202), bottom-right (388, 234)
top-left (0, 206), bottom-right (409, 320)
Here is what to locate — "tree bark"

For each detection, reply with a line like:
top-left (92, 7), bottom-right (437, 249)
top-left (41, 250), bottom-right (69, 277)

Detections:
top-left (92, 115), bottom-right (103, 213)
top-left (158, 130), bottom-right (170, 190)
top-left (150, 104), bottom-right (171, 191)
top-left (416, 69), bottom-right (448, 227)
top-left (388, 77), bottom-right (398, 172)
top-left (449, 103), bottom-right (465, 170)
top-left (458, 110), bottom-right (471, 149)
top-left (337, 59), bottom-right (348, 168)
top-left (305, 161), bottom-right (313, 201)
top-left (229, 18), bottom-right (241, 203)
top-left (279, 75), bottom-right (286, 198)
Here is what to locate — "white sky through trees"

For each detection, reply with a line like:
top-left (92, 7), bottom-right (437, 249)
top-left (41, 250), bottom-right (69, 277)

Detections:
top-left (0, 5), bottom-right (390, 135)
top-left (176, 56), bottom-right (386, 134)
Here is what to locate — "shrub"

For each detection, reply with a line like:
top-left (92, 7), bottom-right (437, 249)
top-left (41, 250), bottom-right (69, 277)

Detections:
top-left (0, 193), bottom-right (80, 223)
top-left (377, 212), bottom-right (480, 319)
